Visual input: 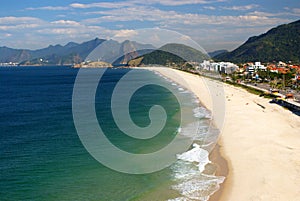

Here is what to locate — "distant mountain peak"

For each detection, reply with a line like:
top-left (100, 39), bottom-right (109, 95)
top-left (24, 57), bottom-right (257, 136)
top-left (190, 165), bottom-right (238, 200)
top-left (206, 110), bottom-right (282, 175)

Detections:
top-left (65, 42), bottom-right (79, 48)
top-left (0, 38), bottom-right (106, 64)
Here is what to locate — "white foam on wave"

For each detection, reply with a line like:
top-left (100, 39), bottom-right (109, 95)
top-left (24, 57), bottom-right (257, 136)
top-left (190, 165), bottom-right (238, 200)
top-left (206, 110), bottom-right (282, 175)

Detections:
top-left (168, 197), bottom-right (190, 201)
top-left (180, 90), bottom-right (190, 94)
top-left (169, 143), bottom-right (225, 201)
top-left (193, 107), bottom-right (211, 119)
top-left (178, 121), bottom-right (211, 142)
top-left (193, 98), bottom-right (200, 104)
top-left (196, 125), bottom-right (209, 138)
top-left (171, 174), bottom-right (225, 201)
top-left (179, 122), bottom-right (200, 139)
top-left (171, 160), bottom-right (199, 180)
top-left (178, 87), bottom-right (184, 91)
top-left (176, 143), bottom-right (210, 173)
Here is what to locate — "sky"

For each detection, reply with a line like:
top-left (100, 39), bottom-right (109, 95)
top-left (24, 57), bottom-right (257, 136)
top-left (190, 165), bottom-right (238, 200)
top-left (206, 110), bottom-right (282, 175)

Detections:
top-left (0, 0), bottom-right (299, 52)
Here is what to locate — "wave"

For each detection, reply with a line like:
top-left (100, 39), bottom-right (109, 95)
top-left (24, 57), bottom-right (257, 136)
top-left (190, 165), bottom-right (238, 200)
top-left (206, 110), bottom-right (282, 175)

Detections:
top-left (176, 143), bottom-right (210, 172)
top-left (169, 174), bottom-right (225, 201)
top-left (193, 107), bottom-right (211, 119)
top-left (169, 143), bottom-right (225, 201)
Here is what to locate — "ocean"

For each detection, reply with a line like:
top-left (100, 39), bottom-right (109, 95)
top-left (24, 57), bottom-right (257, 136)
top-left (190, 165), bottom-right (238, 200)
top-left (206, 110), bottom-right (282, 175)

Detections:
top-left (0, 66), bottom-right (224, 201)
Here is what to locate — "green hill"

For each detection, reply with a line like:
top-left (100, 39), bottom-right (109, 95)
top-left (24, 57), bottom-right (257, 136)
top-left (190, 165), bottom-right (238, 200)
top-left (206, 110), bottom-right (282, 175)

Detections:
top-left (215, 19), bottom-right (300, 63)
top-left (158, 43), bottom-right (209, 62)
top-left (128, 43), bottom-right (208, 66)
top-left (128, 50), bottom-right (186, 66)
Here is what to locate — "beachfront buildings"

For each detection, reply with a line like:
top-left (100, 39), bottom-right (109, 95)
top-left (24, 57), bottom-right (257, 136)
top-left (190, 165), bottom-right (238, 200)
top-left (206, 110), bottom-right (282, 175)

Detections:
top-left (198, 60), bottom-right (238, 74)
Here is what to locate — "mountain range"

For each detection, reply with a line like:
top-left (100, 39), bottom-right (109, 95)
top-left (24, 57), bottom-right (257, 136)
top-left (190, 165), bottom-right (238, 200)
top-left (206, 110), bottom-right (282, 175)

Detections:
top-left (0, 38), bottom-right (206, 66)
top-left (0, 38), bottom-right (105, 65)
top-left (0, 38), bottom-right (155, 65)
top-left (1, 19), bottom-right (299, 65)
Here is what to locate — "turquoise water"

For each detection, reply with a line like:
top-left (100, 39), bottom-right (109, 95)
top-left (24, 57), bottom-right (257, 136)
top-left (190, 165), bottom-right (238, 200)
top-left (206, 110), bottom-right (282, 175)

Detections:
top-left (0, 67), bottom-right (223, 201)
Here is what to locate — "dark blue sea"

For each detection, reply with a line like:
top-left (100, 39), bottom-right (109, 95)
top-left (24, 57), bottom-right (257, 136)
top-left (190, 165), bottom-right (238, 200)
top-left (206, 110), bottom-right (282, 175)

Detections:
top-left (0, 66), bottom-right (223, 201)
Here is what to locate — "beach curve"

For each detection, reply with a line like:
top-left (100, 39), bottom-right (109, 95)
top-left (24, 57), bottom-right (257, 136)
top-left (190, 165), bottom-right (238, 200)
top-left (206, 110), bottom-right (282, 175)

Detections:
top-left (142, 67), bottom-right (300, 201)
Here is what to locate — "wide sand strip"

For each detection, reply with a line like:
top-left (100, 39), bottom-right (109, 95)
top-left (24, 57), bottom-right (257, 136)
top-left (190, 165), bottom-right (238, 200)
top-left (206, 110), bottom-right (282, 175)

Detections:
top-left (145, 67), bottom-right (300, 201)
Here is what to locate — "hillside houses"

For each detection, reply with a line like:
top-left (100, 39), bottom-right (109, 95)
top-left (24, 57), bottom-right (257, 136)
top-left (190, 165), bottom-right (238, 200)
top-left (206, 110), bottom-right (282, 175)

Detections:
top-left (246, 62), bottom-right (267, 74)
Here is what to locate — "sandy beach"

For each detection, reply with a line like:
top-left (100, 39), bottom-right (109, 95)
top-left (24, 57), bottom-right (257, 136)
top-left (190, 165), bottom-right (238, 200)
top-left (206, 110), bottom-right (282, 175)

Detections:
top-left (145, 67), bottom-right (300, 201)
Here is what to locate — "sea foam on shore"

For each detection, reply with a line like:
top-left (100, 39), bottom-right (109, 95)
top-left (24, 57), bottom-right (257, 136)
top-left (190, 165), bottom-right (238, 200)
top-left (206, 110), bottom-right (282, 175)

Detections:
top-left (169, 143), bottom-right (225, 201)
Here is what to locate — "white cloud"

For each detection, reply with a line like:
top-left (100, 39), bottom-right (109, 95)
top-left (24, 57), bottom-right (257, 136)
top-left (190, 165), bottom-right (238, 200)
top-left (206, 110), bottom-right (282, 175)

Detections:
top-left (0, 33), bottom-right (12, 38)
top-left (26, 6), bottom-right (69, 11)
top-left (69, 3), bottom-right (87, 8)
top-left (77, 4), bottom-right (295, 51)
top-left (79, 5), bottom-right (294, 51)
top-left (204, 6), bottom-right (216, 10)
top-left (0, 16), bottom-right (42, 25)
top-left (179, 35), bottom-right (192, 41)
top-left (292, 8), bottom-right (300, 14)
top-left (51, 20), bottom-right (81, 26)
top-left (221, 4), bottom-right (259, 11)
top-left (70, 0), bottom-right (225, 9)
top-left (37, 24), bottom-right (105, 36)
top-left (40, 28), bottom-right (76, 35)
top-left (82, 6), bottom-right (290, 28)
top-left (248, 10), bottom-right (300, 18)
top-left (114, 29), bottom-right (138, 39)
top-left (137, 0), bottom-right (226, 6)
top-left (0, 17), bottom-right (43, 31)
top-left (0, 15), bottom-right (111, 49)
top-left (70, 2), bottom-right (133, 9)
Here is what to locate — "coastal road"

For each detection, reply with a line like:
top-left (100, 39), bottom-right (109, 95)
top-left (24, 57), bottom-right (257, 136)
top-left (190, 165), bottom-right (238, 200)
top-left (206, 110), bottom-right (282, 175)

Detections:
top-left (245, 82), bottom-right (300, 102)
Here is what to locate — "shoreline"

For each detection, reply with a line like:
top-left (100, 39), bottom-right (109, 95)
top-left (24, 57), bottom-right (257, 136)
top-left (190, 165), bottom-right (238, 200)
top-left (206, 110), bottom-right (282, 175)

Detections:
top-left (142, 67), bottom-right (300, 201)
top-left (208, 142), bottom-right (229, 201)
top-left (142, 67), bottom-right (228, 200)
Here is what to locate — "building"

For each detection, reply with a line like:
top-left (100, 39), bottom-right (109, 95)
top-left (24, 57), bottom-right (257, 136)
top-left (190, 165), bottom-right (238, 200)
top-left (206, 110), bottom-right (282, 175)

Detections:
top-left (246, 62), bottom-right (267, 74)
top-left (198, 60), bottom-right (238, 74)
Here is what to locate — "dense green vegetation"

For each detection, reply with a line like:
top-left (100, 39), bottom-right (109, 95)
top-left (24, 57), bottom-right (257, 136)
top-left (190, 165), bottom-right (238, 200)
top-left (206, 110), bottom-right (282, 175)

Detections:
top-left (130, 50), bottom-right (186, 66)
top-left (128, 43), bottom-right (208, 67)
top-left (158, 43), bottom-right (209, 62)
top-left (215, 20), bottom-right (300, 63)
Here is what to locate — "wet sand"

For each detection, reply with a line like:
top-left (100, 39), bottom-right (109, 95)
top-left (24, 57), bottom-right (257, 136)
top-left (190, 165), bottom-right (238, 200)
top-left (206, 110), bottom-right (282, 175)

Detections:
top-left (208, 143), bottom-right (229, 201)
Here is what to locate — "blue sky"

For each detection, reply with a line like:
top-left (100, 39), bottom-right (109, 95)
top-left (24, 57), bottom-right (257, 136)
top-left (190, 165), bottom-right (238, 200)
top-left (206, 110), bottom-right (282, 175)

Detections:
top-left (0, 0), bottom-right (299, 51)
